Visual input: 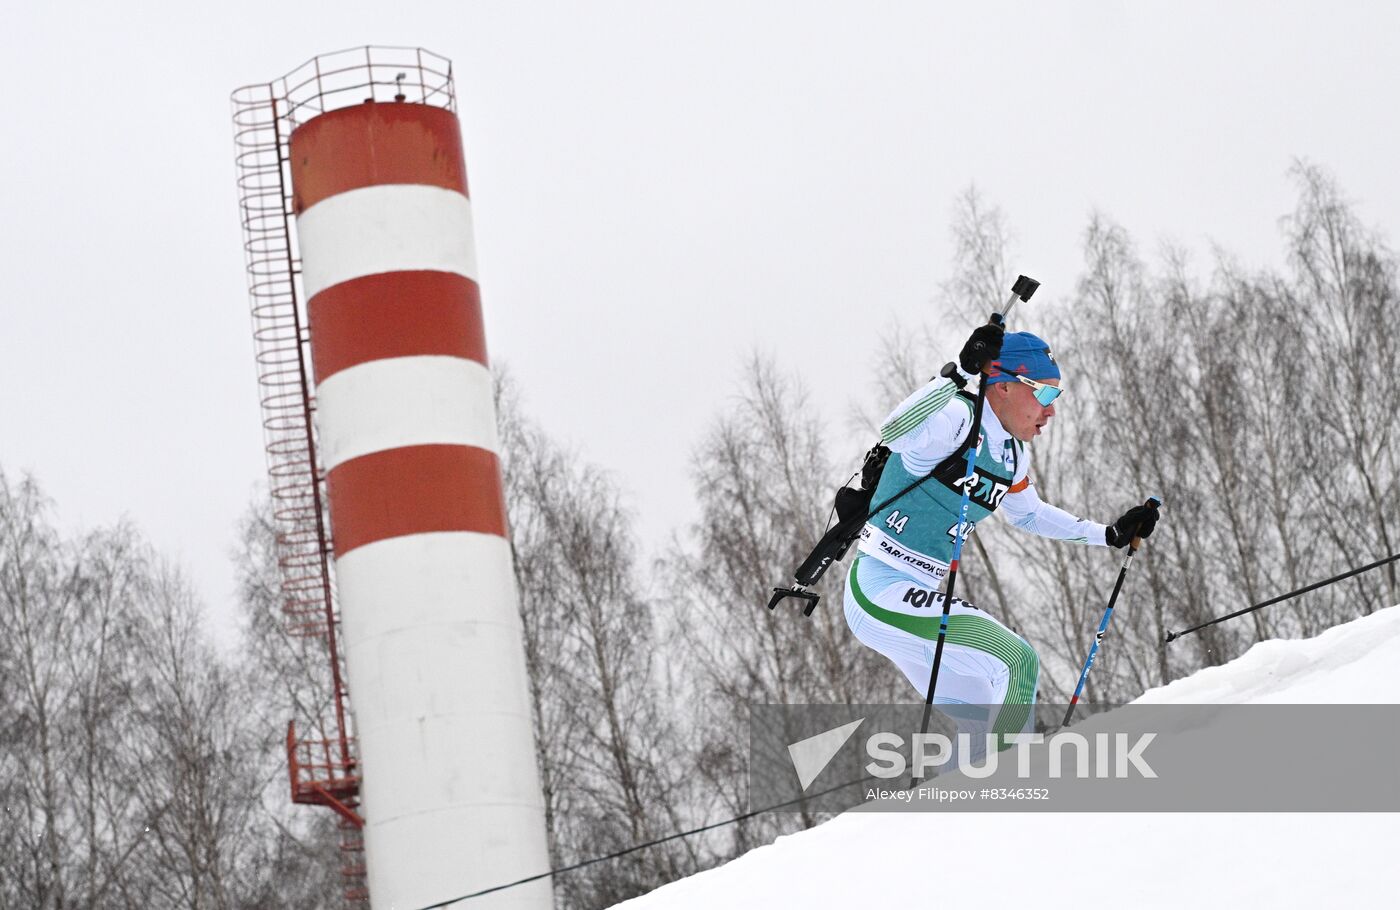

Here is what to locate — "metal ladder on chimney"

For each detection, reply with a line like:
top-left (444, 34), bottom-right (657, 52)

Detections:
top-left (232, 82), bottom-right (365, 908)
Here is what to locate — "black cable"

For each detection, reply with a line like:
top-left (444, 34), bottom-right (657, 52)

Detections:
top-left (1164, 551), bottom-right (1400, 643)
top-left (414, 772), bottom-right (873, 909)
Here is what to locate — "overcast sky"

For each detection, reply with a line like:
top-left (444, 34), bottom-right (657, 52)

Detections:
top-left (2, 1), bottom-right (1396, 644)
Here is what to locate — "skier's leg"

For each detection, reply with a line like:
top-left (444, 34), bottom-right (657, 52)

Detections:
top-left (845, 556), bottom-right (1039, 748)
top-left (845, 586), bottom-right (952, 695)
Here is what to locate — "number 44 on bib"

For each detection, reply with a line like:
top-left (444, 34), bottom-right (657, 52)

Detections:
top-left (885, 511), bottom-right (910, 534)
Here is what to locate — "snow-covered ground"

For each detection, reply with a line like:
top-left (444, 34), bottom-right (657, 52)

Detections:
top-left (616, 606), bottom-right (1400, 909)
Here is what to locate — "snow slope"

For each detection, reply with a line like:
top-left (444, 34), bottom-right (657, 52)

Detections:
top-left (615, 606), bottom-right (1400, 910)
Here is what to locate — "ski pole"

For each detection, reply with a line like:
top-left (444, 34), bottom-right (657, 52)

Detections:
top-left (912, 274), bottom-right (1038, 784)
top-left (1062, 496), bottom-right (1162, 727)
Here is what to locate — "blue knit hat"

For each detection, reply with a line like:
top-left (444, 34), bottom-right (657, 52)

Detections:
top-left (985, 331), bottom-right (1060, 384)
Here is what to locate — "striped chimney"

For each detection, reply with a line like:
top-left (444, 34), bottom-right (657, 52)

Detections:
top-left (290, 100), bottom-right (550, 909)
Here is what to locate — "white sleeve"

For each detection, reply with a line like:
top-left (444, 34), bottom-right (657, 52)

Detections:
top-left (998, 476), bottom-right (1110, 546)
top-left (888, 402), bottom-right (970, 475)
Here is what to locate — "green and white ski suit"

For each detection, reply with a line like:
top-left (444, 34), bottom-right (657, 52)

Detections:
top-left (844, 375), bottom-right (1109, 744)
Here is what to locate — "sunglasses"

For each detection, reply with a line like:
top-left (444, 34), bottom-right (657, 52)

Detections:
top-left (1014, 374), bottom-right (1064, 406)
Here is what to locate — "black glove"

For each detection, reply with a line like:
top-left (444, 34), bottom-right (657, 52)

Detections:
top-left (958, 323), bottom-right (1004, 375)
top-left (1106, 503), bottom-right (1160, 548)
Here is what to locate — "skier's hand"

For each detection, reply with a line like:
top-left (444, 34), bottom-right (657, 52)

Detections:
top-left (1106, 503), bottom-right (1160, 548)
top-left (958, 324), bottom-right (1005, 375)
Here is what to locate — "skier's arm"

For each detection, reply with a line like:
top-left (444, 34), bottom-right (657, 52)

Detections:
top-left (887, 403), bottom-right (967, 475)
top-left (998, 478), bottom-right (1109, 546)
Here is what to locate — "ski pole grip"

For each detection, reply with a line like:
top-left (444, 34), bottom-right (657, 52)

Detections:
top-left (996, 274), bottom-right (1039, 329)
top-left (1129, 497), bottom-right (1163, 550)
